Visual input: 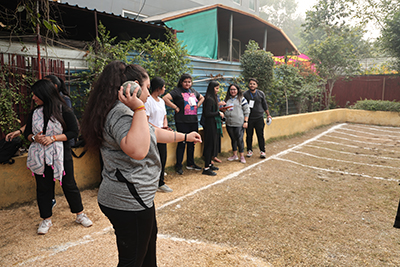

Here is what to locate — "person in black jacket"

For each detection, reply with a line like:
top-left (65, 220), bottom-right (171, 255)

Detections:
top-left (201, 81), bottom-right (225, 176)
top-left (243, 78), bottom-right (272, 158)
top-left (25, 79), bottom-right (92, 235)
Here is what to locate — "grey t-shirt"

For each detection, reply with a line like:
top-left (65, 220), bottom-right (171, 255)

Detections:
top-left (98, 101), bottom-right (161, 211)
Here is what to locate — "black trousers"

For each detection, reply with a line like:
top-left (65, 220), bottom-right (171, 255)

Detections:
top-left (157, 143), bottom-right (166, 186)
top-left (226, 126), bottom-right (245, 153)
top-left (246, 117), bottom-right (265, 153)
top-left (99, 203), bottom-right (158, 267)
top-left (175, 122), bottom-right (198, 168)
top-left (35, 160), bottom-right (83, 219)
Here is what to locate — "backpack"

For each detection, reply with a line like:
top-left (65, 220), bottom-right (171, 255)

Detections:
top-left (0, 137), bottom-right (22, 164)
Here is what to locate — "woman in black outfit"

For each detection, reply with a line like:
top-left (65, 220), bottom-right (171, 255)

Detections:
top-left (25, 79), bottom-right (92, 235)
top-left (201, 81), bottom-right (224, 176)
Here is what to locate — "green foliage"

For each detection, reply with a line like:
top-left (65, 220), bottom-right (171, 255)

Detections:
top-left (350, 99), bottom-right (400, 112)
top-left (72, 23), bottom-right (192, 118)
top-left (0, 65), bottom-right (33, 135)
top-left (240, 40), bottom-right (275, 105)
top-left (272, 64), bottom-right (304, 115)
top-left (381, 10), bottom-right (400, 73)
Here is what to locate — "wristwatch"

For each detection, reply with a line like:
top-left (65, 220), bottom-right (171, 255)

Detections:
top-left (31, 135), bottom-right (36, 142)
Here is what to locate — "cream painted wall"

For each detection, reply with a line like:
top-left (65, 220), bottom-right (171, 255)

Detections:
top-left (1, 109), bottom-right (400, 208)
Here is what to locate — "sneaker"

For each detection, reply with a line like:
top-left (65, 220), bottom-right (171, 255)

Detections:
top-left (158, 184), bottom-right (173, 193)
top-left (51, 199), bottom-right (56, 210)
top-left (38, 219), bottom-right (52, 235)
top-left (260, 151), bottom-right (266, 158)
top-left (210, 164), bottom-right (219, 171)
top-left (176, 168), bottom-right (183, 175)
top-left (246, 150), bottom-right (253, 157)
top-left (76, 213), bottom-right (93, 227)
top-left (202, 168), bottom-right (217, 176)
top-left (186, 164), bottom-right (202, 171)
top-left (227, 155), bottom-right (239, 161)
top-left (240, 156), bottom-right (246, 164)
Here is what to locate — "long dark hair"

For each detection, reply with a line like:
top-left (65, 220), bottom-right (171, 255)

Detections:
top-left (45, 75), bottom-right (69, 97)
top-left (81, 61), bottom-right (149, 150)
top-left (176, 73), bottom-right (192, 88)
top-left (224, 83), bottom-right (243, 102)
top-left (150, 76), bottom-right (165, 94)
top-left (31, 79), bottom-right (67, 129)
top-left (205, 81), bottom-right (219, 108)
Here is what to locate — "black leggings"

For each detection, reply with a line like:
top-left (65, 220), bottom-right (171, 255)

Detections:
top-left (99, 203), bottom-right (158, 267)
top-left (157, 143), bottom-right (166, 186)
top-left (35, 160), bottom-right (83, 219)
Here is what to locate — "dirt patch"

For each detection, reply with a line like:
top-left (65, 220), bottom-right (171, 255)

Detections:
top-left (1, 123), bottom-right (400, 266)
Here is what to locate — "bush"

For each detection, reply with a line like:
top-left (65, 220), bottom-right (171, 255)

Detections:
top-left (350, 99), bottom-right (400, 112)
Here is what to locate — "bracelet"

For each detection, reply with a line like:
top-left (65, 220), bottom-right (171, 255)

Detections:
top-left (19, 129), bottom-right (23, 134)
top-left (244, 121), bottom-right (248, 123)
top-left (50, 136), bottom-right (55, 142)
top-left (183, 133), bottom-right (187, 144)
top-left (134, 105), bottom-right (145, 112)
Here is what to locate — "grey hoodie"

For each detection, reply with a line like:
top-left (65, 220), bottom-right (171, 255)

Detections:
top-left (224, 96), bottom-right (250, 127)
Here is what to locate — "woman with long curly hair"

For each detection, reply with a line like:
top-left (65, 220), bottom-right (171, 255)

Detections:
top-left (81, 61), bottom-right (201, 266)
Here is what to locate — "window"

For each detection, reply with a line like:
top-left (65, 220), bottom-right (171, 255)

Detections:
top-left (233, 0), bottom-right (241, 5)
top-left (122, 10), bottom-right (147, 21)
top-left (249, 0), bottom-right (256, 11)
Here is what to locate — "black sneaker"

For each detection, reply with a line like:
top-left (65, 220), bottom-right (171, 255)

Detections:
top-left (210, 164), bottom-right (219, 171)
top-left (186, 164), bottom-right (202, 171)
top-left (202, 168), bottom-right (217, 176)
top-left (176, 168), bottom-right (183, 175)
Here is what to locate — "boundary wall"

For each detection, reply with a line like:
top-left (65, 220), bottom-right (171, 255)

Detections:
top-left (2, 109), bottom-right (400, 208)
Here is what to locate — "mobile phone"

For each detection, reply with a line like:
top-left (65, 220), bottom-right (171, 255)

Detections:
top-left (122, 81), bottom-right (142, 98)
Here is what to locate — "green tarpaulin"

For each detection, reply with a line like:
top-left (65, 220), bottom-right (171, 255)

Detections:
top-left (165, 9), bottom-right (218, 59)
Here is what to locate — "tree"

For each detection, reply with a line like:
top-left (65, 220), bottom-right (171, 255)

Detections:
top-left (259, 0), bottom-right (304, 48)
top-left (272, 64), bottom-right (304, 115)
top-left (302, 0), bottom-right (369, 108)
top-left (240, 40), bottom-right (275, 109)
top-left (381, 10), bottom-right (400, 73)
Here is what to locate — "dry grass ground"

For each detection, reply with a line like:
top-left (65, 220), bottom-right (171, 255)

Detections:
top-left (1, 123), bottom-right (400, 266)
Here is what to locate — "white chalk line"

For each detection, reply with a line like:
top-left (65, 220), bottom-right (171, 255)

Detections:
top-left (339, 127), bottom-right (400, 139)
top-left (288, 150), bottom-right (400, 170)
top-left (324, 134), bottom-right (399, 147)
top-left (14, 122), bottom-right (354, 266)
top-left (157, 234), bottom-right (270, 265)
top-left (273, 157), bottom-right (400, 183)
top-left (331, 129), bottom-right (397, 142)
top-left (350, 124), bottom-right (400, 132)
top-left (314, 140), bottom-right (400, 153)
top-left (303, 144), bottom-right (400, 161)
top-left (157, 123), bottom-right (347, 211)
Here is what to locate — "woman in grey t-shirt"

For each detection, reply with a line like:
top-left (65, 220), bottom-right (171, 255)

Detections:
top-left (81, 61), bottom-right (201, 267)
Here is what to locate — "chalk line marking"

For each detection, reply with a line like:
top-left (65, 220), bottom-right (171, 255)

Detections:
top-left (314, 140), bottom-right (400, 153)
top-left (273, 157), bottom-right (400, 183)
top-left (288, 150), bottom-right (400, 169)
top-left (303, 144), bottom-right (400, 161)
top-left (331, 129), bottom-right (397, 142)
top-left (18, 123), bottom-right (346, 265)
top-left (339, 127), bottom-right (400, 139)
top-left (324, 134), bottom-right (398, 147)
top-left (351, 124), bottom-right (400, 132)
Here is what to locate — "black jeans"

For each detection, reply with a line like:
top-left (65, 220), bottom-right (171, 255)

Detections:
top-left (175, 122), bottom-right (198, 168)
top-left (246, 117), bottom-right (265, 153)
top-left (157, 143), bottom-right (166, 186)
top-left (226, 126), bottom-right (245, 153)
top-left (35, 160), bottom-right (83, 219)
top-left (99, 203), bottom-right (158, 267)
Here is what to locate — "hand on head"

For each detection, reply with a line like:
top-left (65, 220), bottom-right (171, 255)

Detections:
top-left (118, 83), bottom-right (144, 111)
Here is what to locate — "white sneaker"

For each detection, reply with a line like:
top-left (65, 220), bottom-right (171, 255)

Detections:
top-left (38, 219), bottom-right (52, 235)
top-left (76, 213), bottom-right (93, 227)
top-left (158, 184), bottom-right (173, 193)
